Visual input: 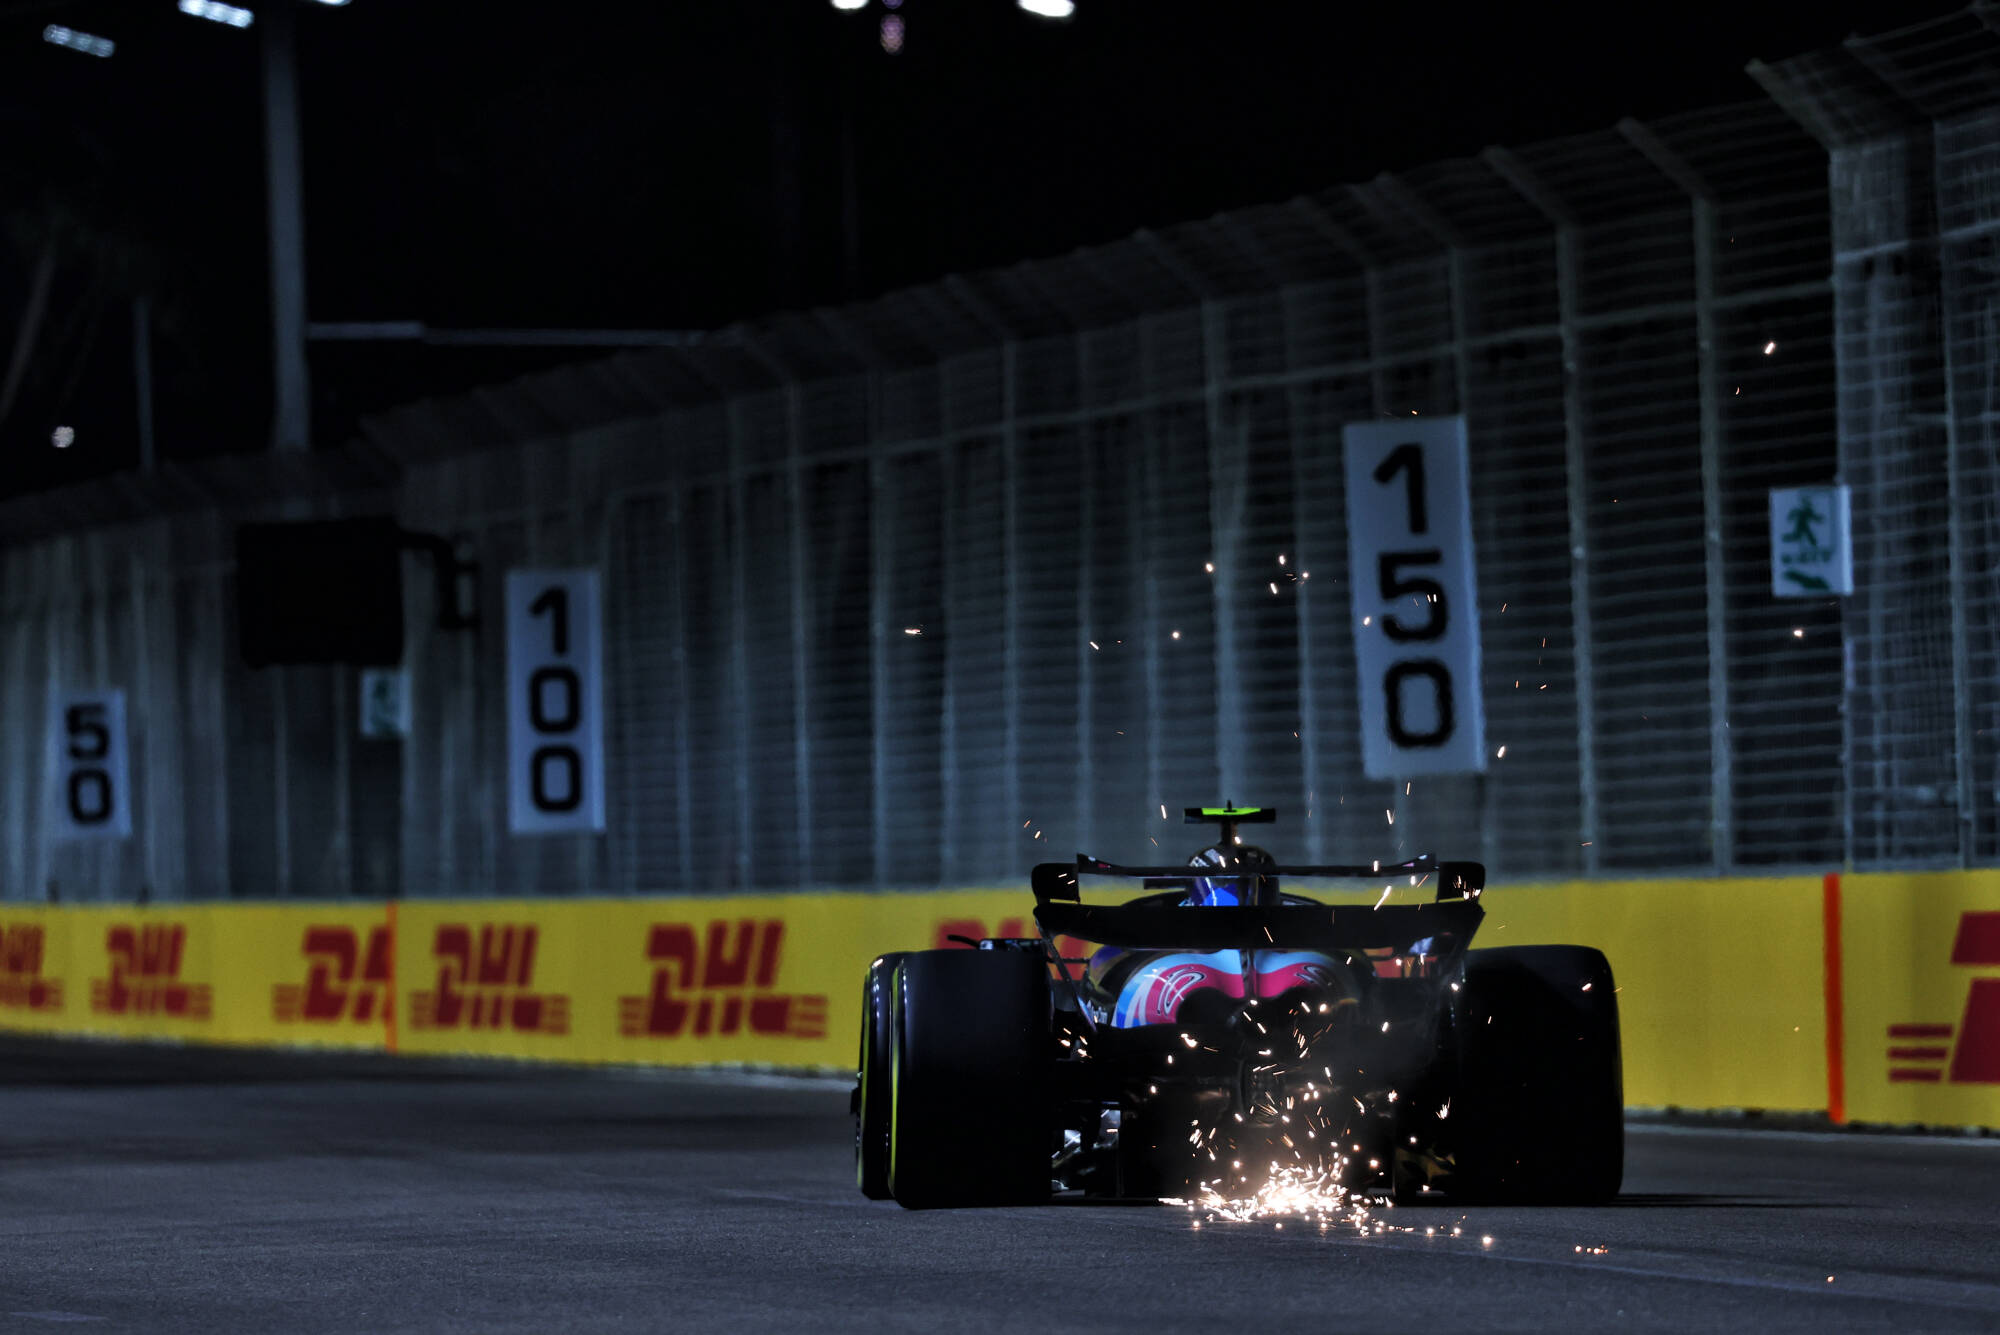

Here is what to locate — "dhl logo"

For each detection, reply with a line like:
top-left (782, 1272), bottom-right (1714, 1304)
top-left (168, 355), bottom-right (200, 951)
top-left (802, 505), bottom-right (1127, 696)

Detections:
top-left (617, 920), bottom-right (826, 1039)
top-left (272, 926), bottom-right (391, 1025)
top-left (89, 924), bottom-right (211, 1020)
top-left (1886, 911), bottom-right (2000, 1084)
top-left (0, 924), bottom-right (61, 1012)
top-left (409, 924), bottom-right (569, 1035)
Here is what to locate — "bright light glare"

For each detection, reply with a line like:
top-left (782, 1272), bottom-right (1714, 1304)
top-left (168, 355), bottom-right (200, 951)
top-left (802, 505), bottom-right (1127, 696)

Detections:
top-left (179, 0), bottom-right (254, 28)
top-left (43, 25), bottom-right (115, 57)
top-left (830, 0), bottom-right (867, 9)
top-left (1018, 0), bottom-right (1076, 16)
top-left (51, 426), bottom-right (75, 449)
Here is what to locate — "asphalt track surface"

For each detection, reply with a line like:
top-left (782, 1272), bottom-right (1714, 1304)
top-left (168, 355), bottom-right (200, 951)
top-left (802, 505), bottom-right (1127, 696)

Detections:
top-left (0, 1040), bottom-right (1995, 1333)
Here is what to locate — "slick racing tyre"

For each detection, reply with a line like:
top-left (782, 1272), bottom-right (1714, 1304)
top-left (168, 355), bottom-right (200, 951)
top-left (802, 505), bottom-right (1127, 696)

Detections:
top-left (887, 949), bottom-right (1052, 1209)
top-left (1449, 945), bottom-right (1623, 1204)
top-left (855, 951), bottom-right (909, 1200)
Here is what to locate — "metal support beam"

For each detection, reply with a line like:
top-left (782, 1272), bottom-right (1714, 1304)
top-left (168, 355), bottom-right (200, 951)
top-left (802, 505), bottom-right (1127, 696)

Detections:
top-left (261, 0), bottom-right (310, 452)
top-left (1075, 335), bottom-right (1096, 853)
top-left (1443, 244), bottom-right (1497, 875)
top-left (786, 385), bottom-right (817, 887)
top-left (1486, 147), bottom-right (1600, 875)
top-left (670, 484), bottom-right (695, 889)
top-left (725, 398), bottom-right (754, 889)
top-left (938, 440), bottom-right (960, 882)
top-left (1691, 202), bottom-right (1735, 873)
top-left (1938, 132), bottom-right (1977, 866)
top-left (1284, 375), bottom-right (1324, 865)
top-left (1201, 298), bottom-right (1245, 803)
top-left (1620, 119), bottom-right (1735, 873)
top-left (1552, 227), bottom-right (1600, 876)
top-left (1002, 341), bottom-right (1024, 833)
top-left (869, 445), bottom-right (893, 883)
top-left (1138, 318), bottom-right (1167, 856)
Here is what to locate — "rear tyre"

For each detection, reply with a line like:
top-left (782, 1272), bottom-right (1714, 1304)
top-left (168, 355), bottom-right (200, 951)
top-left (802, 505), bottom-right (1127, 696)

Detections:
top-left (1448, 945), bottom-right (1623, 1204)
top-left (888, 950), bottom-right (1052, 1209)
top-left (854, 951), bottom-right (908, 1200)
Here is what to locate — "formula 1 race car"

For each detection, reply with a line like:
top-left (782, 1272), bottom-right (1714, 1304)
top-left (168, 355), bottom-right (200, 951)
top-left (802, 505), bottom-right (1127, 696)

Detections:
top-left (854, 806), bottom-right (1622, 1209)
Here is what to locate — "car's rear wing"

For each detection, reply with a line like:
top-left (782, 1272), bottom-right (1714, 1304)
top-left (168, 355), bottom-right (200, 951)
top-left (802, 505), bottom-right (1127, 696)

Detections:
top-left (1030, 853), bottom-right (1484, 905)
top-left (1028, 852), bottom-right (1484, 957)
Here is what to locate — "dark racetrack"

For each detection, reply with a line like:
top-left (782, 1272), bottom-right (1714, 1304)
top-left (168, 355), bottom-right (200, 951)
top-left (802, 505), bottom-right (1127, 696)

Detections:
top-left (0, 1038), bottom-right (1993, 1333)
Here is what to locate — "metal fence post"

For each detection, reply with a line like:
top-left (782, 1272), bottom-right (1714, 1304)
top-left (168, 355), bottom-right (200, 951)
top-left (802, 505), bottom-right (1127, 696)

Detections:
top-left (1485, 148), bottom-right (1600, 875)
top-left (1139, 319), bottom-right (1167, 852)
top-left (870, 443), bottom-right (892, 885)
top-left (938, 437), bottom-right (960, 883)
top-left (1284, 367), bottom-right (1325, 866)
top-left (1075, 334), bottom-right (1097, 854)
top-left (1002, 340), bottom-right (1023, 832)
top-left (1446, 243), bottom-right (1500, 879)
top-left (725, 398), bottom-right (754, 889)
top-left (1202, 298), bottom-right (1246, 803)
top-left (1938, 131), bottom-right (1976, 867)
top-left (670, 484), bottom-right (695, 890)
top-left (785, 383), bottom-right (817, 887)
top-left (1621, 120), bottom-right (1735, 873)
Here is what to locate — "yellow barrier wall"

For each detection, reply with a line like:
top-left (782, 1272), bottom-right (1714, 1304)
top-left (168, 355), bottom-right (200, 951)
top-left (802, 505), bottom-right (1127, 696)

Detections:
top-left (1472, 878), bottom-right (1828, 1115)
top-left (0, 875), bottom-right (1992, 1129)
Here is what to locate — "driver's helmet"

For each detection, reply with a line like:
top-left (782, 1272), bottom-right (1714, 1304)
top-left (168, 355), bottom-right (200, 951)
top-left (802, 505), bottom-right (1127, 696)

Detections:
top-left (1184, 843), bottom-right (1279, 907)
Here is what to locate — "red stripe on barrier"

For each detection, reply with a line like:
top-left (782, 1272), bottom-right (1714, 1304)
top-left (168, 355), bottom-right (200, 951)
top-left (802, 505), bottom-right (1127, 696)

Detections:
top-left (1888, 1024), bottom-right (1954, 1038)
top-left (1823, 873), bottom-right (1845, 1125)
top-left (1889, 1069), bottom-right (1944, 1083)
top-left (1887, 1047), bottom-right (1949, 1061)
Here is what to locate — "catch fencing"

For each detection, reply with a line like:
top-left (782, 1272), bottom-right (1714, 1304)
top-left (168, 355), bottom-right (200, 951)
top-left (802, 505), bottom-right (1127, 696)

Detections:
top-left (1, 8), bottom-right (1996, 900)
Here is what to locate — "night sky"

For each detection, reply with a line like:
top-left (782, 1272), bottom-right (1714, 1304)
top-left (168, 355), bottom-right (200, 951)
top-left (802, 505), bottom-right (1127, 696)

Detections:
top-left (0, 0), bottom-right (1967, 501)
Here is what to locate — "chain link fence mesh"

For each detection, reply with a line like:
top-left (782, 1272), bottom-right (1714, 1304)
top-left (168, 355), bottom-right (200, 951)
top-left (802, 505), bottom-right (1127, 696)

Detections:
top-left (2, 10), bottom-right (1997, 900)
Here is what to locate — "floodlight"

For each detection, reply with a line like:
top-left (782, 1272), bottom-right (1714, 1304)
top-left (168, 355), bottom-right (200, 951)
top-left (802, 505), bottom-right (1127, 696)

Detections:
top-left (1018, 0), bottom-right (1075, 16)
top-left (831, 0), bottom-right (867, 9)
top-left (43, 25), bottom-right (115, 57)
top-left (178, 0), bottom-right (254, 28)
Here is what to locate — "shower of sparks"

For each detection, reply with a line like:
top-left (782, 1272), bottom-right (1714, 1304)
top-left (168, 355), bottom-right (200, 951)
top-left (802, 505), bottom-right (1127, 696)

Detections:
top-left (1166, 1165), bottom-right (1492, 1253)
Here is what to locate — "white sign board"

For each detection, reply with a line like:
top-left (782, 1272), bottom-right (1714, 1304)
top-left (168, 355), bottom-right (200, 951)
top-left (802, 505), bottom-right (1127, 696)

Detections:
top-left (1770, 485), bottom-right (1853, 597)
top-left (358, 667), bottom-right (411, 739)
top-left (1343, 416), bottom-right (1487, 779)
top-left (505, 569), bottom-right (606, 835)
top-left (48, 689), bottom-right (133, 840)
